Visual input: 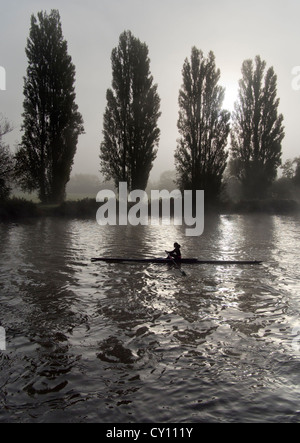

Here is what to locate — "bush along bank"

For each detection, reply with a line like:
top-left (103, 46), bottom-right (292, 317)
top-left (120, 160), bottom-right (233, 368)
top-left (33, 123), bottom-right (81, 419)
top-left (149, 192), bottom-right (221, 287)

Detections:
top-left (0, 197), bottom-right (300, 222)
top-left (0, 198), bottom-right (99, 221)
top-left (0, 198), bottom-right (39, 220)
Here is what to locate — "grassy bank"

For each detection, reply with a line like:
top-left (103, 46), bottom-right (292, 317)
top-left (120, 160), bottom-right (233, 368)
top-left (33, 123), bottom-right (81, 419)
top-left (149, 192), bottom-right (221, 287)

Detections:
top-left (0, 197), bottom-right (300, 222)
top-left (0, 198), bottom-right (40, 220)
top-left (0, 198), bottom-right (98, 221)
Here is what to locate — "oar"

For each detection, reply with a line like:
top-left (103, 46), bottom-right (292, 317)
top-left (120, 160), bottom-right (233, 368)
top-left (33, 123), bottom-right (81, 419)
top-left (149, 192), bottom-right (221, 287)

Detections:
top-left (166, 251), bottom-right (187, 277)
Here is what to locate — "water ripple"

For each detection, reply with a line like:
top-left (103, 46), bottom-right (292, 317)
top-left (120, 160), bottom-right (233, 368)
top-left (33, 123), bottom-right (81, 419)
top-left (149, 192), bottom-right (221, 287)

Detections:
top-left (1, 215), bottom-right (300, 422)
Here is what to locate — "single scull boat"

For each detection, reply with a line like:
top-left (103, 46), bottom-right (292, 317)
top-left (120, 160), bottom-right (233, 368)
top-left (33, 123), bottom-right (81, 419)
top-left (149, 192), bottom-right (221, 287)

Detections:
top-left (91, 257), bottom-right (262, 265)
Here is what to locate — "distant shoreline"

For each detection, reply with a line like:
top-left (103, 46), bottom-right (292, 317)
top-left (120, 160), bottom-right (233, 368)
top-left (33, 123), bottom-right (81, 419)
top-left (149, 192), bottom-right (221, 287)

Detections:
top-left (0, 197), bottom-right (299, 222)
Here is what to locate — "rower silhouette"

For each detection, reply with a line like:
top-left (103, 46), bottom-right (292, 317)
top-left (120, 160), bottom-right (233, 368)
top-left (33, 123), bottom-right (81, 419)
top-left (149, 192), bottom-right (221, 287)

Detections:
top-left (165, 243), bottom-right (182, 261)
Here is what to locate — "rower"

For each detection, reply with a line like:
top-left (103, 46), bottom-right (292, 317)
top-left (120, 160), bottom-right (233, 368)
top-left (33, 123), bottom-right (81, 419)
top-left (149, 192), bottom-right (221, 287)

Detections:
top-left (166, 243), bottom-right (182, 261)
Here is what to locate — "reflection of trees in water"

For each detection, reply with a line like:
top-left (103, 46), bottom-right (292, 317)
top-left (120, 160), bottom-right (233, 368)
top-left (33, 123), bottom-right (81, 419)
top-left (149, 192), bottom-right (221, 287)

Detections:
top-left (0, 219), bottom-right (86, 409)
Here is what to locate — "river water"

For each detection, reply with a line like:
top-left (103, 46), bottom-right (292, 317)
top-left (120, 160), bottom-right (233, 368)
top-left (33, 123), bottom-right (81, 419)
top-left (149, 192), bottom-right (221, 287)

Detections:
top-left (0, 214), bottom-right (300, 423)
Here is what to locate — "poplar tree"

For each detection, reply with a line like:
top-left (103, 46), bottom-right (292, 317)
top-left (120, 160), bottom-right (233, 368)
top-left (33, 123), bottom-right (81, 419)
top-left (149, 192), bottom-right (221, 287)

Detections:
top-left (230, 56), bottom-right (285, 199)
top-left (0, 115), bottom-right (14, 201)
top-left (175, 48), bottom-right (230, 201)
top-left (15, 10), bottom-right (84, 204)
top-left (100, 31), bottom-right (161, 192)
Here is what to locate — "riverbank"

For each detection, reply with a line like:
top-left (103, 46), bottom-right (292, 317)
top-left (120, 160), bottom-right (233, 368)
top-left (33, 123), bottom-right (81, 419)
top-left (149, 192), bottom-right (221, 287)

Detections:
top-left (221, 198), bottom-right (300, 215)
top-left (0, 198), bottom-right (97, 221)
top-left (0, 197), bottom-right (299, 222)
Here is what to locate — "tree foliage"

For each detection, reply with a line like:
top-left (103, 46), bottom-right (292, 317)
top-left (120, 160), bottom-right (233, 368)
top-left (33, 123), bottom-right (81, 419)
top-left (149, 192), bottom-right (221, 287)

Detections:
top-left (268, 157), bottom-right (300, 201)
top-left (100, 31), bottom-right (161, 192)
top-left (15, 10), bottom-right (84, 204)
top-left (230, 56), bottom-right (285, 199)
top-left (175, 48), bottom-right (230, 201)
top-left (0, 115), bottom-right (14, 201)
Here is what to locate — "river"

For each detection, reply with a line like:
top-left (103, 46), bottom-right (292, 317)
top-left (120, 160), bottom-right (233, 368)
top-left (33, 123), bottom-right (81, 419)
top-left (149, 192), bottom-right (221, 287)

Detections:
top-left (0, 214), bottom-right (300, 423)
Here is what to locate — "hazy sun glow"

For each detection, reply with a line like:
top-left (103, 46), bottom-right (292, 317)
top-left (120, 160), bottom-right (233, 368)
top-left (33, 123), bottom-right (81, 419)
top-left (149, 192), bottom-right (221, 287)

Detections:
top-left (223, 81), bottom-right (239, 113)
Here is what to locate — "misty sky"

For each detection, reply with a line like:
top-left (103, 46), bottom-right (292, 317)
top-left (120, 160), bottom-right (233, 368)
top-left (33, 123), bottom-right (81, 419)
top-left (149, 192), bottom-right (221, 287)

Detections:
top-left (1, 0), bottom-right (300, 180)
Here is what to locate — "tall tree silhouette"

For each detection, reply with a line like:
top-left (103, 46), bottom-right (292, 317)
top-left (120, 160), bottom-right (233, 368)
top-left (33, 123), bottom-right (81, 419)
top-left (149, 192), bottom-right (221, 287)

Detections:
top-left (100, 31), bottom-right (161, 192)
top-left (0, 115), bottom-right (14, 200)
top-left (15, 10), bottom-right (84, 204)
top-left (175, 48), bottom-right (230, 202)
top-left (230, 56), bottom-right (284, 199)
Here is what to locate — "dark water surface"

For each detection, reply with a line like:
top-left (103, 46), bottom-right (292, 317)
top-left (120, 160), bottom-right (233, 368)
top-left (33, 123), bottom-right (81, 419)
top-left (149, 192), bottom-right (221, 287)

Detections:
top-left (1, 214), bottom-right (300, 423)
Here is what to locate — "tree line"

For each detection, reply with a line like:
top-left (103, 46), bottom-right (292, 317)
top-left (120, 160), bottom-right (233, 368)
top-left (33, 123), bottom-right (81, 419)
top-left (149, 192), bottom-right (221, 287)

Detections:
top-left (0, 9), bottom-right (288, 205)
